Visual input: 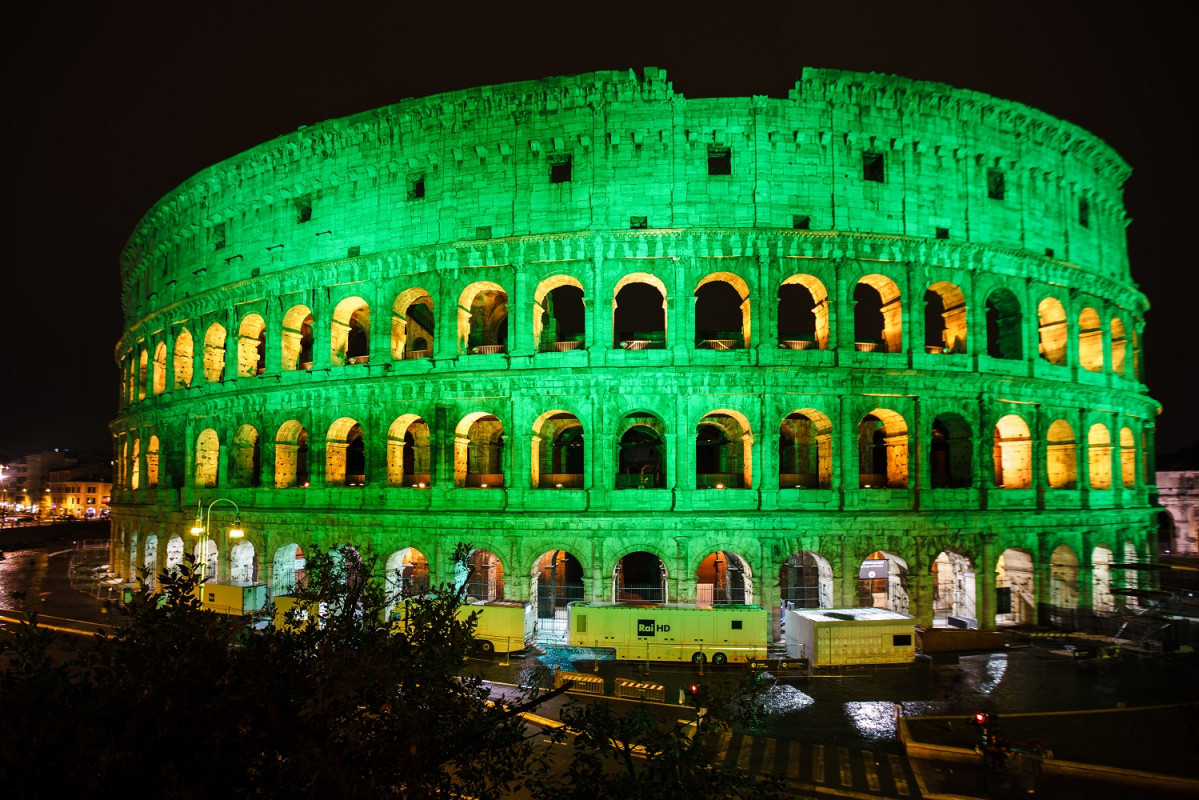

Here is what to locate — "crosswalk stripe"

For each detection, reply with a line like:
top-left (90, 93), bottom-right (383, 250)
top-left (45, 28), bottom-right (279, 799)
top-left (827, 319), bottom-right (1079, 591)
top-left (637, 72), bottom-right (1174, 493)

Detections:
top-left (838, 746), bottom-right (853, 787)
top-left (862, 749), bottom-right (881, 792)
top-left (889, 754), bottom-right (911, 796)
top-left (813, 743), bottom-right (825, 783)
top-left (715, 730), bottom-right (732, 761)
top-left (736, 734), bottom-right (755, 771)
top-left (761, 738), bottom-right (777, 774)
top-left (787, 741), bottom-right (803, 781)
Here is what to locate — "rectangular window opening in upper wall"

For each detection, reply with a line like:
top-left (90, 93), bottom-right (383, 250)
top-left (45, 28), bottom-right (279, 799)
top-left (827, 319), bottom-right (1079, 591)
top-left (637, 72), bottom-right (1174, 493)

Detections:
top-left (792, 214), bottom-right (811, 230)
top-left (862, 152), bottom-right (885, 183)
top-left (987, 168), bottom-right (1005, 200)
top-left (1079, 198), bottom-right (1090, 228)
top-left (549, 153), bottom-right (572, 183)
top-left (213, 222), bottom-right (226, 250)
top-left (707, 145), bottom-right (731, 176)
top-left (407, 172), bottom-right (426, 201)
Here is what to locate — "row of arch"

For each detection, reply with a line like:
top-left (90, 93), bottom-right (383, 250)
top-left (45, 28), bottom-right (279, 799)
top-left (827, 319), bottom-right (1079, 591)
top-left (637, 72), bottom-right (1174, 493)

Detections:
top-left (120, 272), bottom-right (1141, 405)
top-left (119, 410), bottom-right (1143, 493)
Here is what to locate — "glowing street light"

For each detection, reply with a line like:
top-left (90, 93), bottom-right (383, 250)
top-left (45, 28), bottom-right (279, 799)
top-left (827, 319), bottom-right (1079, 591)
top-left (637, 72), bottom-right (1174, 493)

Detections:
top-left (189, 498), bottom-right (246, 579)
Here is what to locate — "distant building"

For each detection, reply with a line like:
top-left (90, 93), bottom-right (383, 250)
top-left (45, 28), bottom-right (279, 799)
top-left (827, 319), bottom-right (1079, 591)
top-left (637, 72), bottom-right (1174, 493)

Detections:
top-left (1158, 471), bottom-right (1199, 554)
top-left (47, 463), bottom-right (112, 519)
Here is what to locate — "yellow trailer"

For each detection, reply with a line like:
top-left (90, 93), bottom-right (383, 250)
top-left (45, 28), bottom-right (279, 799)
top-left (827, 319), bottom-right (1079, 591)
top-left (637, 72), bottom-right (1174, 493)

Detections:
top-left (272, 594), bottom-right (320, 629)
top-left (195, 582), bottom-right (267, 616)
top-left (568, 602), bottom-right (768, 664)
top-left (784, 607), bottom-right (916, 666)
top-left (390, 599), bottom-right (535, 654)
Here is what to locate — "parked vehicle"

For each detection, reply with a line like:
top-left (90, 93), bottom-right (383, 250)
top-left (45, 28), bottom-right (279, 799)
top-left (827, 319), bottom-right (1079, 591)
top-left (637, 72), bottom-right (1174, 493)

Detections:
top-left (568, 601), bottom-right (769, 664)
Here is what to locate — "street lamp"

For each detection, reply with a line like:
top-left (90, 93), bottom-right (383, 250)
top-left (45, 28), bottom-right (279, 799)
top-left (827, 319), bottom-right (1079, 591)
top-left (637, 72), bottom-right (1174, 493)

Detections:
top-left (188, 498), bottom-right (245, 581)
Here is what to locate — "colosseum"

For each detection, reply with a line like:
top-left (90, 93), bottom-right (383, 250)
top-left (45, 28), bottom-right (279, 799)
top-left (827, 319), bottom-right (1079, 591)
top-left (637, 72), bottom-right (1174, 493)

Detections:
top-left (111, 67), bottom-right (1157, 639)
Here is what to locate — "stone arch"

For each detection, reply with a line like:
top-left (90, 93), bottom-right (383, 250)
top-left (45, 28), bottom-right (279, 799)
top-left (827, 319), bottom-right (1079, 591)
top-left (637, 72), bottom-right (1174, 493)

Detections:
top-left (229, 540), bottom-right (257, 584)
top-left (1037, 296), bottom-right (1068, 365)
top-left (137, 348), bottom-right (148, 400)
top-left (198, 535), bottom-right (218, 582)
top-left (985, 287), bottom-right (1023, 360)
top-left (778, 274), bottom-right (829, 350)
top-left (1088, 423), bottom-right (1113, 489)
top-left (385, 547), bottom-right (431, 600)
top-left (236, 313), bottom-right (267, 378)
top-left (143, 534), bottom-right (158, 590)
top-left (697, 550), bottom-right (753, 605)
top-left (614, 550), bottom-right (667, 604)
top-left (462, 548), bottom-right (505, 601)
top-left (858, 551), bottom-right (909, 613)
top-left (458, 281), bottom-right (509, 354)
top-left (1050, 544), bottom-right (1080, 619)
top-left (779, 551), bottom-right (834, 609)
top-left (532, 550), bottom-right (585, 638)
top-left (617, 411), bottom-right (666, 488)
top-left (696, 409), bottom-right (752, 489)
top-left (391, 288), bottom-right (435, 360)
top-left (924, 281), bottom-right (967, 354)
top-left (1110, 317), bottom-right (1127, 376)
top-left (165, 535), bottom-right (184, 575)
top-left (173, 328), bottom-right (194, 388)
top-left (387, 414), bottom-right (431, 487)
top-left (853, 274), bottom-right (902, 353)
top-left (230, 424), bottom-right (260, 488)
top-left (194, 428), bottom-right (219, 488)
top-left (281, 305), bottom-right (314, 371)
top-left (455, 412), bottom-right (505, 488)
top-left (1078, 307), bottom-right (1104, 373)
top-left (325, 417), bottom-right (365, 487)
top-left (613, 272), bottom-right (667, 349)
top-left (202, 322), bottom-right (226, 382)
top-left (534, 274), bottom-right (586, 352)
top-left (274, 420), bottom-right (309, 488)
top-left (1121, 541), bottom-right (1141, 608)
top-left (931, 550), bottom-right (976, 624)
top-left (147, 435), bottom-right (160, 488)
top-left (272, 543), bottom-right (306, 594)
top-left (993, 415), bottom-right (1033, 489)
top-left (1120, 427), bottom-right (1136, 488)
top-left (152, 341), bottom-right (167, 395)
top-left (779, 409), bottom-right (833, 489)
top-left (1047, 419), bottom-right (1078, 489)
top-left (929, 413), bottom-right (972, 488)
top-left (331, 296), bottom-right (370, 366)
top-left (532, 410), bottom-right (584, 488)
top-left (694, 271), bottom-right (750, 349)
top-left (130, 437), bottom-right (142, 491)
top-left (857, 409), bottom-right (908, 488)
top-left (1092, 544), bottom-right (1115, 613)
top-left (995, 548), bottom-right (1035, 625)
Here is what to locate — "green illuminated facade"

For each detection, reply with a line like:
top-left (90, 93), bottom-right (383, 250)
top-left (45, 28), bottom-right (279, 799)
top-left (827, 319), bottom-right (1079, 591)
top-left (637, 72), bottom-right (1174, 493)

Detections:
top-left (112, 68), bottom-right (1156, 633)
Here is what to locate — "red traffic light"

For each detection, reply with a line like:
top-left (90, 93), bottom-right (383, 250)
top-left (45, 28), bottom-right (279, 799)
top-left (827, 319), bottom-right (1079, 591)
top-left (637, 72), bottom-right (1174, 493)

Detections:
top-left (690, 684), bottom-right (700, 694)
top-left (970, 712), bottom-right (990, 726)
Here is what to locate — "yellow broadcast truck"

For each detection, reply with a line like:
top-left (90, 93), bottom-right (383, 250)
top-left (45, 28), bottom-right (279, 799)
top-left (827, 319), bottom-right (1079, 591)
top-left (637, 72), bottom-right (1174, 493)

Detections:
top-left (568, 602), bottom-right (769, 664)
top-left (390, 599), bottom-right (536, 654)
top-left (195, 582), bottom-right (267, 616)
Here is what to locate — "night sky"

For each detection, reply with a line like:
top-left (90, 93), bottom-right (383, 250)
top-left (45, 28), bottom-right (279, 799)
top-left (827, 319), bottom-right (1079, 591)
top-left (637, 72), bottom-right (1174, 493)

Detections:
top-left (1, 2), bottom-right (1195, 460)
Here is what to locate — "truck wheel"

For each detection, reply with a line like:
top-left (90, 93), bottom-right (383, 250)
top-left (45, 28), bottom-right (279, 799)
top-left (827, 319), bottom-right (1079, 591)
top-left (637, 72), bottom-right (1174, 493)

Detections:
top-left (712, 652), bottom-right (728, 666)
top-left (691, 652), bottom-right (707, 665)
top-left (480, 640), bottom-right (495, 654)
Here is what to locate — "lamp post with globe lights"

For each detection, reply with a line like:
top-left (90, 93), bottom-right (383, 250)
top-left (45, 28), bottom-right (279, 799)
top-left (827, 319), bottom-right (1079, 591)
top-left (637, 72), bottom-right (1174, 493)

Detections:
top-left (188, 498), bottom-right (244, 582)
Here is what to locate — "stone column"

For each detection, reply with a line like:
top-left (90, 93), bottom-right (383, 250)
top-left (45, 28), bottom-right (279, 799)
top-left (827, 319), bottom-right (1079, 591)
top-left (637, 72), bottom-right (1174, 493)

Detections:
top-left (911, 549), bottom-right (934, 627)
top-left (978, 535), bottom-right (997, 630)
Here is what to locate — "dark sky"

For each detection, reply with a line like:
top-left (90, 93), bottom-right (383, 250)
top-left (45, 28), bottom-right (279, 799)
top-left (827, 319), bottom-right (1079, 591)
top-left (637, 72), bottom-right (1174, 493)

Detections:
top-left (1, 1), bottom-right (1195, 458)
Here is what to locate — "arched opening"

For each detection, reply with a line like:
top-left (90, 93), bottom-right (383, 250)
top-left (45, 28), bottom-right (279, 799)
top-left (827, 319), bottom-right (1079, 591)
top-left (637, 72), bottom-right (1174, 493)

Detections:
top-left (153, 342), bottom-right (167, 395)
top-left (137, 349), bottom-right (147, 401)
top-left (391, 289), bottom-right (435, 360)
top-left (697, 551), bottom-right (753, 605)
top-left (696, 410), bottom-right (752, 489)
top-left (534, 276), bottom-right (585, 352)
top-left (1078, 308), bottom-right (1104, 373)
top-left (281, 305), bottom-right (314, 371)
top-left (778, 274), bottom-right (829, 350)
top-left (146, 435), bottom-right (160, 488)
top-left (779, 551), bottom-right (834, 609)
top-left (993, 415), bottom-right (1033, 489)
top-left (463, 549), bottom-right (504, 601)
top-left (779, 410), bottom-right (832, 489)
top-left (929, 414), bottom-right (972, 488)
top-left (1120, 427), bottom-right (1136, 488)
top-left (236, 314), bottom-right (267, 377)
top-left (331, 297), bottom-right (370, 366)
top-left (1047, 420), bottom-right (1078, 489)
top-left (1121, 541), bottom-right (1141, 609)
top-left (173, 328), bottom-right (194, 388)
top-left (325, 417), bottom-right (365, 487)
top-left (694, 272), bottom-right (750, 350)
top-left (385, 547), bottom-right (431, 601)
top-left (613, 273), bottom-right (667, 349)
top-left (1037, 297), bottom-right (1068, 365)
top-left (230, 425), bottom-right (260, 488)
top-left (1092, 545), bottom-right (1115, 613)
top-left (202, 322), bottom-right (226, 382)
top-left (229, 540), bottom-right (257, 584)
top-left (614, 551), bottom-right (667, 604)
top-left (995, 549), bottom-right (1035, 625)
top-left (130, 438), bottom-right (141, 491)
top-left (274, 421), bottom-right (309, 488)
top-left (1158, 510), bottom-right (1178, 555)
top-left (387, 415), bottom-right (431, 487)
top-left (532, 550), bottom-right (585, 640)
top-left (194, 429), bottom-right (220, 488)
top-left (1050, 544), bottom-right (1080, 626)
top-left (853, 275), bottom-right (902, 353)
top-left (985, 288), bottom-right (1023, 360)
top-left (931, 551), bottom-right (976, 625)
top-left (197, 536), bottom-right (218, 583)
top-left (857, 551), bottom-right (909, 612)
top-left (924, 281), bottom-right (967, 354)
top-left (1110, 318), bottom-right (1127, 376)
top-left (165, 535), bottom-right (184, 575)
top-left (532, 411), bottom-right (584, 488)
top-left (616, 413), bottom-right (665, 489)
top-left (143, 535), bottom-right (158, 590)
top-left (857, 409), bottom-right (908, 488)
top-left (272, 544), bottom-right (306, 595)
top-left (455, 413), bottom-right (505, 488)
top-left (458, 282), bottom-right (509, 355)
top-left (1088, 423), bottom-right (1113, 490)
top-left (128, 533), bottom-right (137, 581)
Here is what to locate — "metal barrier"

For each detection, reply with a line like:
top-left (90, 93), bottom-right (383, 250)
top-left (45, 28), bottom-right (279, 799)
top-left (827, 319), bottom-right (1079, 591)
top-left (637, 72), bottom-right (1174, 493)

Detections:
top-left (557, 670), bottom-right (604, 695)
top-left (615, 678), bottom-right (665, 702)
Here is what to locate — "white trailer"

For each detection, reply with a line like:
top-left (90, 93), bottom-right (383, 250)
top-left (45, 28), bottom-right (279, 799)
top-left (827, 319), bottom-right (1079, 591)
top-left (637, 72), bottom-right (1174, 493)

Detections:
top-left (569, 602), bottom-right (768, 664)
top-left (784, 607), bottom-right (916, 666)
